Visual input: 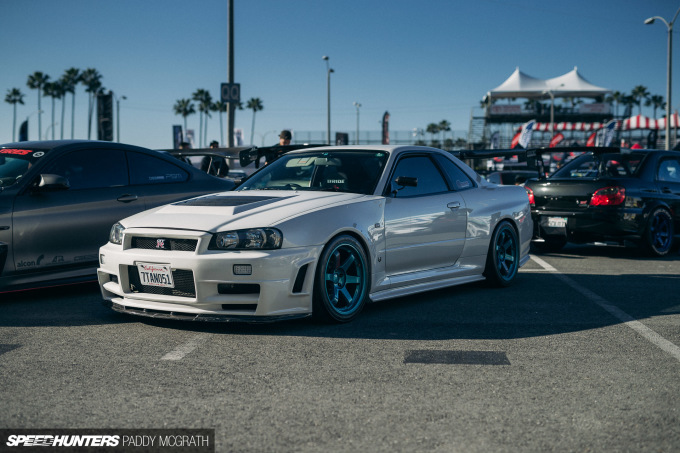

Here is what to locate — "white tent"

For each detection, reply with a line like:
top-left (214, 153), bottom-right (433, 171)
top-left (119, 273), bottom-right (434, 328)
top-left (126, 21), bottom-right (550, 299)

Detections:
top-left (487, 67), bottom-right (611, 100)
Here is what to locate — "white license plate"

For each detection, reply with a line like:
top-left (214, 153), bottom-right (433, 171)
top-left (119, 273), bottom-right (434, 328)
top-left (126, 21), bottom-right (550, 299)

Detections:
top-left (137, 262), bottom-right (174, 288)
top-left (547, 217), bottom-right (568, 228)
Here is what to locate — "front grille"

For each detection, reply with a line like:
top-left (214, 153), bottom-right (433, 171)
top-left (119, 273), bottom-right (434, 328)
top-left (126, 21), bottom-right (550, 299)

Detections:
top-left (130, 237), bottom-right (197, 252)
top-left (127, 266), bottom-right (196, 298)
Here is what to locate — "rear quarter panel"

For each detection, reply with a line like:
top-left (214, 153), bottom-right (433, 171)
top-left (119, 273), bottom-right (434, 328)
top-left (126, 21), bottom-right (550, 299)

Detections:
top-left (459, 184), bottom-right (532, 260)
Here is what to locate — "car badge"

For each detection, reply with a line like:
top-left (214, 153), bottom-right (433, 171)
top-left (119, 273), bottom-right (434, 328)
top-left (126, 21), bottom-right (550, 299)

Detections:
top-left (156, 239), bottom-right (166, 249)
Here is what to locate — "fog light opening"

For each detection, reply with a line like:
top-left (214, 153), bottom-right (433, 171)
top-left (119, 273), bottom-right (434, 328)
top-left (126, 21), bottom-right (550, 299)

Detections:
top-left (233, 264), bottom-right (252, 275)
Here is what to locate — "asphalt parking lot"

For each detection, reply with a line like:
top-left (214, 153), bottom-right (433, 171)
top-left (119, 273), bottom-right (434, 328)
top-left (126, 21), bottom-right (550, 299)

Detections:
top-left (1, 244), bottom-right (678, 452)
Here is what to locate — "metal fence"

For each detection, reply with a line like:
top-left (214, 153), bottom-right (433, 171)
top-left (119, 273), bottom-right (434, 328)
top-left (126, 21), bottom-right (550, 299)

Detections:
top-left (290, 130), bottom-right (468, 147)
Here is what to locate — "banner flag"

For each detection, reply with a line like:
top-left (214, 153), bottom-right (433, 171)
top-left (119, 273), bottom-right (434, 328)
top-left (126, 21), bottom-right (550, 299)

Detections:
top-left (510, 131), bottom-right (521, 149)
top-left (173, 125), bottom-right (183, 149)
top-left (549, 132), bottom-right (564, 148)
top-left (602, 120), bottom-right (619, 146)
top-left (586, 132), bottom-right (596, 147)
top-left (18, 120), bottom-right (28, 141)
top-left (382, 111), bottom-right (390, 145)
top-left (490, 131), bottom-right (500, 149)
top-left (518, 119), bottom-right (536, 149)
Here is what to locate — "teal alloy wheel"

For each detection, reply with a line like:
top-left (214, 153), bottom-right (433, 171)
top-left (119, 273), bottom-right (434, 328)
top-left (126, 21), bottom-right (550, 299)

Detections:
top-left (484, 222), bottom-right (519, 287)
top-left (313, 235), bottom-right (369, 323)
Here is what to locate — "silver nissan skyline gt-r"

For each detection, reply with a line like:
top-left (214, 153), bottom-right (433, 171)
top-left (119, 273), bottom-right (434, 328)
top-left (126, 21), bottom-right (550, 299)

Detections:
top-left (98, 145), bottom-right (533, 323)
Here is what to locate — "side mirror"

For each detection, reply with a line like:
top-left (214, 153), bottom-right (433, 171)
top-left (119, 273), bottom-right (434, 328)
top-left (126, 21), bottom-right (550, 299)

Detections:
top-left (35, 174), bottom-right (70, 191)
top-left (390, 176), bottom-right (418, 197)
top-left (395, 176), bottom-right (418, 187)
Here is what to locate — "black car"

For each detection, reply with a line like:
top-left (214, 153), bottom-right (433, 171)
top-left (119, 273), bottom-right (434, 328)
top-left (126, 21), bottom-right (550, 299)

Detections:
top-left (486, 170), bottom-right (537, 185)
top-left (0, 140), bottom-right (235, 292)
top-left (524, 146), bottom-right (680, 256)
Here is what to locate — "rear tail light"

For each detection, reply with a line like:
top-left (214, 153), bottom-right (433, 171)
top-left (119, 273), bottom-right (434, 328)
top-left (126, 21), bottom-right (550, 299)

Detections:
top-left (525, 186), bottom-right (535, 207)
top-left (590, 186), bottom-right (625, 206)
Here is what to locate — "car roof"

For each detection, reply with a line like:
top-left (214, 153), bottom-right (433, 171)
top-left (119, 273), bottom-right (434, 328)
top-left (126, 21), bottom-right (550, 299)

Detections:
top-left (0, 139), bottom-right (153, 153)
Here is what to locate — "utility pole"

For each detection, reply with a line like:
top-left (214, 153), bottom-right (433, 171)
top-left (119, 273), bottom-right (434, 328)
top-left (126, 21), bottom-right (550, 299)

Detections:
top-left (227, 0), bottom-right (235, 146)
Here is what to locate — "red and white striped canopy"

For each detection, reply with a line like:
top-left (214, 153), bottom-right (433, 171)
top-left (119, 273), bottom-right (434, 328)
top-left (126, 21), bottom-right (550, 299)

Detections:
top-left (533, 112), bottom-right (680, 132)
top-left (621, 113), bottom-right (680, 130)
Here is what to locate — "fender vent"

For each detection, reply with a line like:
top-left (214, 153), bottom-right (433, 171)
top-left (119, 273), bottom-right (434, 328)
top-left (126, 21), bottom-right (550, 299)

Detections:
top-left (292, 264), bottom-right (309, 293)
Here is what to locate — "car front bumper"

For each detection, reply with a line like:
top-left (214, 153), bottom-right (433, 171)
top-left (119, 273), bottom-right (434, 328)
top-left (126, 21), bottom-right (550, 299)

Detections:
top-left (97, 229), bottom-right (322, 321)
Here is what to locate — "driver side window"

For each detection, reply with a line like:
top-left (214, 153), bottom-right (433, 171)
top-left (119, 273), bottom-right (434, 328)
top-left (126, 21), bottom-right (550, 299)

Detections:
top-left (44, 149), bottom-right (128, 190)
top-left (390, 156), bottom-right (448, 197)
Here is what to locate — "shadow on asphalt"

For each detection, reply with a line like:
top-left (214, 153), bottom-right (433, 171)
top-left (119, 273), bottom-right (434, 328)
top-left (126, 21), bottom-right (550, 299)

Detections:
top-left (2, 244), bottom-right (678, 340)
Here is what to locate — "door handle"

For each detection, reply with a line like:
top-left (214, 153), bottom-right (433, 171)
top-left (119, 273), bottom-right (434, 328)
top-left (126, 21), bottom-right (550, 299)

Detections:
top-left (117, 194), bottom-right (139, 203)
top-left (447, 201), bottom-right (461, 210)
top-left (662, 187), bottom-right (672, 194)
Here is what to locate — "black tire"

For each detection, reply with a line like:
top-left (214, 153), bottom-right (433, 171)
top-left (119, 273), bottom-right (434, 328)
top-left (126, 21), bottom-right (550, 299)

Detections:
top-left (484, 222), bottom-right (520, 287)
top-left (643, 207), bottom-right (674, 257)
top-left (531, 236), bottom-right (567, 253)
top-left (313, 235), bottom-right (369, 323)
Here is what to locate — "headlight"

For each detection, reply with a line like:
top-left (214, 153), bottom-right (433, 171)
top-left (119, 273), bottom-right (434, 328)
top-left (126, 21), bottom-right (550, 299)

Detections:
top-left (109, 222), bottom-right (125, 245)
top-left (209, 228), bottom-right (282, 250)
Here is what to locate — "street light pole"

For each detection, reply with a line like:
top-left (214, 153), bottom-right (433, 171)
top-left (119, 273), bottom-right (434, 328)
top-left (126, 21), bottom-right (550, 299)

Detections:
top-left (115, 94), bottom-right (127, 143)
top-left (645, 7), bottom-right (680, 150)
top-left (353, 102), bottom-right (361, 144)
top-left (543, 90), bottom-right (556, 139)
top-left (323, 56), bottom-right (333, 145)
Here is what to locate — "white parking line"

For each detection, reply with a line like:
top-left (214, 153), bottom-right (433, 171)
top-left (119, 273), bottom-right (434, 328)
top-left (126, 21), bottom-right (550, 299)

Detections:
top-left (530, 255), bottom-right (680, 363)
top-left (161, 334), bottom-right (210, 361)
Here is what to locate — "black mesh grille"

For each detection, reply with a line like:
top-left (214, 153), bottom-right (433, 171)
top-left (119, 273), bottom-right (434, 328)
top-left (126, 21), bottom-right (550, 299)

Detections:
top-left (130, 237), bottom-right (197, 252)
top-left (127, 266), bottom-right (196, 298)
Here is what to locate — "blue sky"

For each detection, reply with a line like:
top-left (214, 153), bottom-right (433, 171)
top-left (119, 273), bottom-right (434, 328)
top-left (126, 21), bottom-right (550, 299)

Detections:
top-left (1, 0), bottom-right (679, 148)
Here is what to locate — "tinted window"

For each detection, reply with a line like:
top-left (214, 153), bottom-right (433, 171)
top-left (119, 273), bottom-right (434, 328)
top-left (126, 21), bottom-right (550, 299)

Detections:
top-left (128, 152), bottom-right (188, 185)
top-left (552, 153), bottom-right (644, 179)
top-left (391, 156), bottom-right (448, 197)
top-left (45, 149), bottom-right (127, 190)
top-left (238, 151), bottom-right (388, 195)
top-left (433, 154), bottom-right (474, 190)
top-left (658, 158), bottom-right (680, 182)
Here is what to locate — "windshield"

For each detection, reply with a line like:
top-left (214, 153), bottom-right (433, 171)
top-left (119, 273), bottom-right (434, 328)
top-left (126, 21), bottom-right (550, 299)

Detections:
top-left (0, 148), bottom-right (47, 188)
top-left (237, 150), bottom-right (389, 195)
top-left (551, 152), bottom-right (645, 179)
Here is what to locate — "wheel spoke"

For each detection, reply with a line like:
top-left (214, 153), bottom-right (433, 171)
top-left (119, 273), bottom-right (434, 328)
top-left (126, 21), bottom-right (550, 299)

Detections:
top-left (340, 253), bottom-right (355, 272)
top-left (345, 275), bottom-right (362, 285)
top-left (340, 287), bottom-right (353, 304)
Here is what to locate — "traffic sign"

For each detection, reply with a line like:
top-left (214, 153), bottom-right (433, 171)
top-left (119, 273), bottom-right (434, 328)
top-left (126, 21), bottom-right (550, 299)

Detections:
top-left (221, 83), bottom-right (241, 103)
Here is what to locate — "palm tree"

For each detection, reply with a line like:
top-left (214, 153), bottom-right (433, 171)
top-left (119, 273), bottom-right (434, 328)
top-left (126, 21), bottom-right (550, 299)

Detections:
top-left (61, 68), bottom-right (80, 139)
top-left (631, 85), bottom-right (650, 117)
top-left (246, 97), bottom-right (264, 145)
top-left (80, 68), bottom-right (103, 139)
top-left (621, 94), bottom-right (636, 118)
top-left (192, 89), bottom-right (211, 147)
top-left (43, 81), bottom-right (65, 140)
top-left (173, 99), bottom-right (196, 140)
top-left (212, 101), bottom-right (227, 146)
top-left (426, 122), bottom-right (439, 145)
top-left (27, 71), bottom-right (50, 139)
top-left (198, 93), bottom-right (213, 148)
top-left (4, 88), bottom-right (25, 141)
top-left (645, 94), bottom-right (665, 119)
top-left (438, 120), bottom-right (451, 145)
top-left (605, 90), bottom-right (623, 118)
